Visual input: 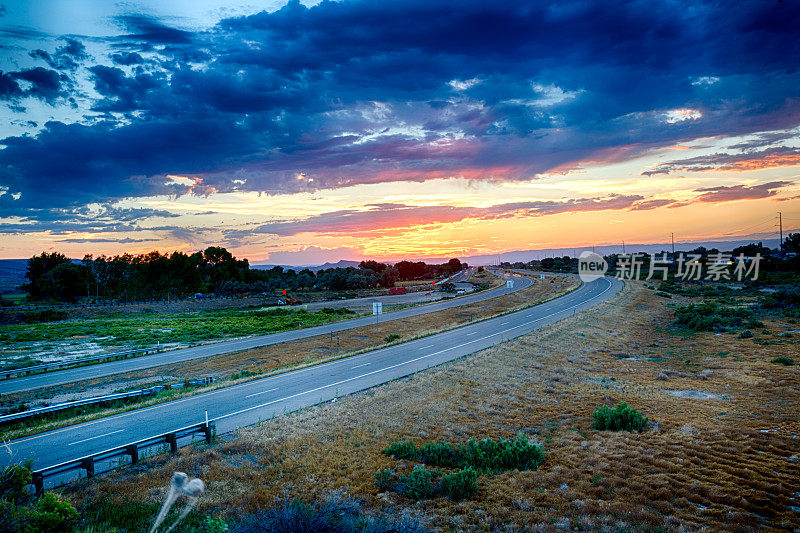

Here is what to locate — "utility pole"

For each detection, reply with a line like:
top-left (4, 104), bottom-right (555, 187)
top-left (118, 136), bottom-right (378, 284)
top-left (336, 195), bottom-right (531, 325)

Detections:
top-left (671, 232), bottom-right (675, 264)
top-left (622, 241), bottom-right (625, 254)
top-left (779, 212), bottom-right (783, 252)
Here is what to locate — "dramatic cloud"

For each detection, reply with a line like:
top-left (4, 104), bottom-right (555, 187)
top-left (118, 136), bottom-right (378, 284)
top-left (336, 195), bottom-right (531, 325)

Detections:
top-left (29, 38), bottom-right (88, 70)
top-left (642, 147), bottom-right (800, 175)
top-left (0, 0), bottom-right (798, 217)
top-left (242, 195), bottom-right (645, 237)
top-left (692, 181), bottom-right (793, 203)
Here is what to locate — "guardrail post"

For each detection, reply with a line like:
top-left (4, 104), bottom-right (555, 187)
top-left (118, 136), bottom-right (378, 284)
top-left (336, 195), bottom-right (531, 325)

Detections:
top-left (32, 472), bottom-right (43, 495)
top-left (126, 444), bottom-right (139, 465)
top-left (203, 423), bottom-right (213, 444)
top-left (81, 457), bottom-right (95, 478)
top-left (166, 433), bottom-right (178, 453)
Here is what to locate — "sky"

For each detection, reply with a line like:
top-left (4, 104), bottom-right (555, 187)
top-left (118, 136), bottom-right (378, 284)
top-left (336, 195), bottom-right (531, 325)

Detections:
top-left (0, 0), bottom-right (799, 265)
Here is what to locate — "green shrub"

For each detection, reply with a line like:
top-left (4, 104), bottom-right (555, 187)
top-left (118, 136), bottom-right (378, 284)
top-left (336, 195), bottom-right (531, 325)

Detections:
top-left (438, 467), bottom-right (478, 500)
top-left (738, 329), bottom-right (754, 339)
top-left (375, 468), bottom-right (395, 491)
top-left (771, 357), bottom-right (795, 366)
top-left (592, 402), bottom-right (649, 432)
top-left (384, 435), bottom-right (544, 472)
top-left (654, 291), bottom-right (672, 298)
top-left (384, 334), bottom-right (401, 343)
top-left (761, 289), bottom-right (800, 316)
top-left (27, 492), bottom-right (79, 532)
top-left (674, 302), bottom-right (755, 332)
top-left (0, 460), bottom-right (33, 505)
top-left (395, 466), bottom-right (438, 500)
top-left (383, 440), bottom-right (417, 460)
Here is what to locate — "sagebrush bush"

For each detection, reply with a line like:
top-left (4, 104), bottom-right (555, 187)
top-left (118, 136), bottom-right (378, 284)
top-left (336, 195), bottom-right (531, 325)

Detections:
top-left (761, 289), bottom-right (800, 316)
top-left (674, 302), bottom-right (756, 332)
top-left (771, 357), bottom-right (795, 366)
top-left (232, 489), bottom-right (428, 532)
top-left (375, 469), bottom-right (395, 491)
top-left (739, 329), bottom-right (754, 339)
top-left (384, 334), bottom-right (401, 343)
top-left (592, 402), bottom-right (649, 432)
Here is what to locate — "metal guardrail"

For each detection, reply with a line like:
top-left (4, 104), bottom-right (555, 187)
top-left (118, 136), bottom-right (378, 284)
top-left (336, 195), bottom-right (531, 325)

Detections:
top-left (0, 346), bottom-right (166, 380)
top-left (31, 421), bottom-right (214, 494)
top-left (0, 377), bottom-right (213, 424)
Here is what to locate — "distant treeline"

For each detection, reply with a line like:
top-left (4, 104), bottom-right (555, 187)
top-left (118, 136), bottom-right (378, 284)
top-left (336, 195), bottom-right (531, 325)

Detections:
top-left (18, 248), bottom-right (467, 302)
top-left (502, 235), bottom-right (800, 281)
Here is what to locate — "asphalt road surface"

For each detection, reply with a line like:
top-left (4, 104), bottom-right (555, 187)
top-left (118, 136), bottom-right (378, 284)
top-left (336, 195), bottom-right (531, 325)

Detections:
top-left (2, 276), bottom-right (622, 473)
top-left (0, 269), bottom-right (528, 395)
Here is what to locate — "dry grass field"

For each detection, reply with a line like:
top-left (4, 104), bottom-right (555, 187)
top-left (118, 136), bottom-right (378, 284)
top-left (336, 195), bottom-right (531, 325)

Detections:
top-left (66, 281), bottom-right (800, 531)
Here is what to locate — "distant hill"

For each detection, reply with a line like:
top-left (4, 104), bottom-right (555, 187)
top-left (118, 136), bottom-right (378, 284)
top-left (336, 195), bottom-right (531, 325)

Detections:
top-left (251, 259), bottom-right (361, 272)
top-left (0, 259), bottom-right (27, 294)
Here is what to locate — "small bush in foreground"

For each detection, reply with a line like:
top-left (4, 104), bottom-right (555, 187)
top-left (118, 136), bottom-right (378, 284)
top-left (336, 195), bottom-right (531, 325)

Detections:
top-left (592, 402), bottom-right (649, 432)
top-left (232, 490), bottom-right (428, 532)
top-left (0, 461), bottom-right (79, 533)
top-left (771, 357), bottom-right (795, 366)
top-left (384, 334), bottom-right (401, 343)
top-left (738, 329), bottom-right (754, 339)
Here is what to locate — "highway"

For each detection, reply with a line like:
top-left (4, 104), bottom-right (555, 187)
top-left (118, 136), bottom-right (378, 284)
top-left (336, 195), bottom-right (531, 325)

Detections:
top-left (0, 269), bottom-right (527, 395)
top-left (1, 276), bottom-right (622, 472)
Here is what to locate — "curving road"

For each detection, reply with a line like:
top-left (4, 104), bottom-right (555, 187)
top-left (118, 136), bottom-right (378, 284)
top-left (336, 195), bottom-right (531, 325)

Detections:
top-left (1, 276), bottom-right (622, 472)
top-left (0, 269), bottom-right (529, 395)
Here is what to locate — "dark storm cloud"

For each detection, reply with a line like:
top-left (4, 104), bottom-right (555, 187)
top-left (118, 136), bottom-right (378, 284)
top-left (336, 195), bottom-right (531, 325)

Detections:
top-left (0, 67), bottom-right (68, 103)
top-left (29, 38), bottom-right (88, 70)
top-left (115, 14), bottom-right (194, 44)
top-left (2, 0), bottom-right (800, 217)
top-left (110, 52), bottom-right (145, 66)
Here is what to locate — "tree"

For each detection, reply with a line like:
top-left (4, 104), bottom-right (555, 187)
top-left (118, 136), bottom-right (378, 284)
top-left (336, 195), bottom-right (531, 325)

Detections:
top-left (22, 252), bottom-right (72, 300)
top-left (359, 260), bottom-right (387, 273)
top-left (379, 267), bottom-right (399, 288)
top-left (445, 258), bottom-right (462, 275)
top-left (782, 233), bottom-right (800, 255)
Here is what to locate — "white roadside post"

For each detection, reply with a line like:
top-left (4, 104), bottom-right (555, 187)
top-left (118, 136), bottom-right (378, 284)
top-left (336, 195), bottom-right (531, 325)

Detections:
top-left (506, 279), bottom-right (514, 303)
top-left (373, 302), bottom-right (383, 331)
top-left (540, 274), bottom-right (545, 280)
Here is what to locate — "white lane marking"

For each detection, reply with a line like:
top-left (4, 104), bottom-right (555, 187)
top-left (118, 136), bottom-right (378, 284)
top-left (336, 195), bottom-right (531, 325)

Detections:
top-left (466, 331), bottom-right (479, 336)
top-left (244, 387), bottom-right (278, 399)
top-left (500, 321), bottom-right (510, 325)
top-left (68, 429), bottom-right (123, 446)
top-left (419, 344), bottom-right (435, 349)
top-left (352, 362), bottom-right (370, 369)
top-left (214, 279), bottom-right (614, 424)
